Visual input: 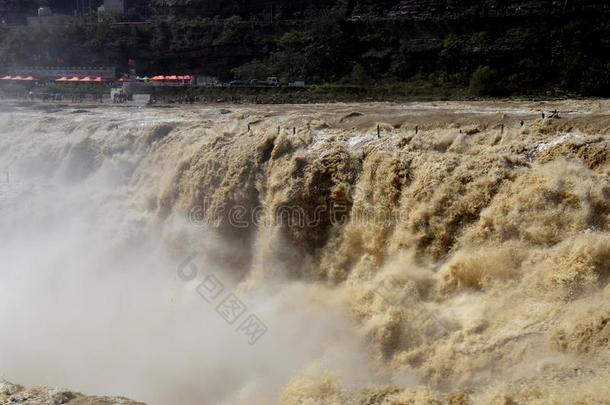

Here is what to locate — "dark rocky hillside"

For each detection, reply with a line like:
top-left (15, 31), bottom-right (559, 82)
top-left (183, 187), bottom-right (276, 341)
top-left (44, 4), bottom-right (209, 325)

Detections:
top-left (349, 0), bottom-right (610, 17)
top-left (150, 0), bottom-right (610, 18)
top-left (0, 0), bottom-right (608, 96)
top-left (8, 0), bottom-right (610, 20)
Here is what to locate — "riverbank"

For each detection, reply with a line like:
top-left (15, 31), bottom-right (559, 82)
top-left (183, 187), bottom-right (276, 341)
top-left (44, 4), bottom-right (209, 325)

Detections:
top-left (1, 78), bottom-right (582, 106)
top-left (0, 380), bottom-right (143, 405)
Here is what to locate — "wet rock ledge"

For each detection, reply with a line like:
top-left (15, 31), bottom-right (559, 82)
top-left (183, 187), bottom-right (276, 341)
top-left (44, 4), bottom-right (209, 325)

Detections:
top-left (1, 380), bottom-right (144, 405)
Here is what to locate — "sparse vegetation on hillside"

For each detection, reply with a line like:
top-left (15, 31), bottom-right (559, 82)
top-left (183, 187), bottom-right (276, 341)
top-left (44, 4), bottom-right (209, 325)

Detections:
top-left (0, 1), bottom-right (609, 97)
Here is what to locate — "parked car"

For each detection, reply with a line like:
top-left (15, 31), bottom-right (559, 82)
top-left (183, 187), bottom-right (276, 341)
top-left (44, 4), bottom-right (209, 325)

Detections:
top-left (266, 77), bottom-right (280, 86)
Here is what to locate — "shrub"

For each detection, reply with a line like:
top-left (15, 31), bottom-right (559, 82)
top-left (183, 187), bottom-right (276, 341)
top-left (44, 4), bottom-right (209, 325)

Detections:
top-left (469, 65), bottom-right (498, 96)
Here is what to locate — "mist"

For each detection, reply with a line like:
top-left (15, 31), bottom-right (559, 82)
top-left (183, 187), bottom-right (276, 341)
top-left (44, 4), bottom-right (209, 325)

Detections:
top-left (2, 101), bottom-right (610, 404)
top-left (0, 105), bottom-right (374, 404)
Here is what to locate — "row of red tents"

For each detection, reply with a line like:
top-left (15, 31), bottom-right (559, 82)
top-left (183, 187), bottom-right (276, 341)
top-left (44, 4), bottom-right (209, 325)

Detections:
top-left (117, 76), bottom-right (193, 82)
top-left (56, 76), bottom-right (106, 83)
top-left (1, 75), bottom-right (106, 82)
top-left (149, 75), bottom-right (193, 82)
top-left (1, 76), bottom-right (37, 81)
top-left (1, 74), bottom-right (194, 83)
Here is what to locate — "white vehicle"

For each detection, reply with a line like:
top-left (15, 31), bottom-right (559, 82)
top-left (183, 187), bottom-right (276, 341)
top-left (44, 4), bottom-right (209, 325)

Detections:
top-left (266, 77), bottom-right (280, 86)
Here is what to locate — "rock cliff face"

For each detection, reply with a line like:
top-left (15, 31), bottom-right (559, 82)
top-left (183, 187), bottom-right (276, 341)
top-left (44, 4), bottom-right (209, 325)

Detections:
top-left (5, 1), bottom-right (610, 22)
top-left (150, 0), bottom-right (610, 18)
top-left (351, 0), bottom-right (610, 18)
top-left (149, 0), bottom-right (339, 19)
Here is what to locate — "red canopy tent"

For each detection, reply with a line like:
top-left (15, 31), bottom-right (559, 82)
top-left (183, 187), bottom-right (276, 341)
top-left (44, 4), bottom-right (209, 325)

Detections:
top-left (118, 77), bottom-right (130, 82)
top-left (93, 77), bottom-right (104, 82)
top-left (80, 76), bottom-right (92, 82)
top-left (1, 76), bottom-right (37, 81)
top-left (56, 77), bottom-right (69, 82)
top-left (148, 74), bottom-right (193, 84)
top-left (68, 76), bottom-right (81, 82)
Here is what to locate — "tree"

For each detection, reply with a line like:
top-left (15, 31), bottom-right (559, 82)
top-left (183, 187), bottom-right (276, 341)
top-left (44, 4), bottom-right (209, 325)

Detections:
top-left (469, 65), bottom-right (498, 96)
top-left (346, 63), bottom-right (368, 84)
top-left (231, 60), bottom-right (269, 80)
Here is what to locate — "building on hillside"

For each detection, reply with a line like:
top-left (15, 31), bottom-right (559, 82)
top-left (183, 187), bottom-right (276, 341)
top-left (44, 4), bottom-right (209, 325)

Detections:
top-left (196, 76), bottom-right (221, 87)
top-left (26, 6), bottom-right (71, 26)
top-left (98, 0), bottom-right (125, 14)
top-left (96, 0), bottom-right (150, 19)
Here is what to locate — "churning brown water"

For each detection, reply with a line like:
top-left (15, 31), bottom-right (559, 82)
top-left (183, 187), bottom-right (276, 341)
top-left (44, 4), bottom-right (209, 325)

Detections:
top-left (1, 100), bottom-right (610, 404)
